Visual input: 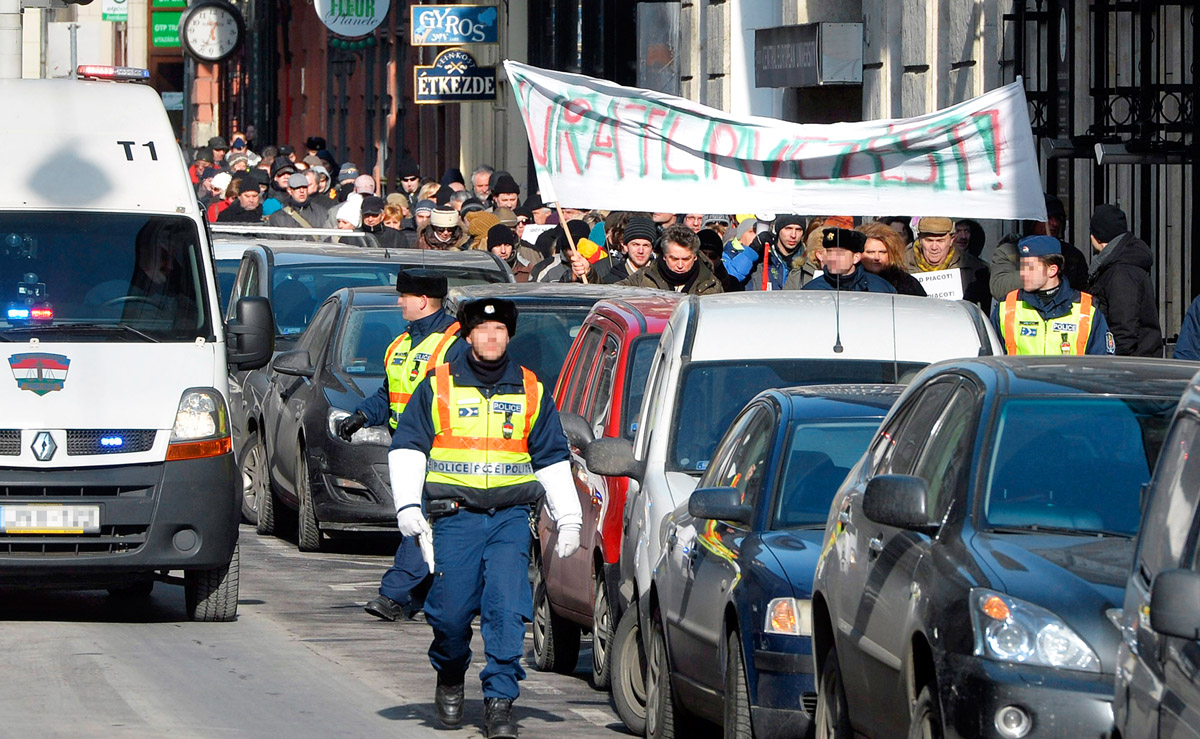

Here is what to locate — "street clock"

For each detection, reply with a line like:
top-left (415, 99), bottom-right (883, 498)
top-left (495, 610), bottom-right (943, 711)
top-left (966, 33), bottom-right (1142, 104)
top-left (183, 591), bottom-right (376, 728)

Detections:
top-left (179, 0), bottom-right (245, 63)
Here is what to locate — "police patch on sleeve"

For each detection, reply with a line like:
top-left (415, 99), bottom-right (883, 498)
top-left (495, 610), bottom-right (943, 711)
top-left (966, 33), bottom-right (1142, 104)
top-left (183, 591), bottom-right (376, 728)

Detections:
top-left (1106, 332), bottom-right (1115, 354)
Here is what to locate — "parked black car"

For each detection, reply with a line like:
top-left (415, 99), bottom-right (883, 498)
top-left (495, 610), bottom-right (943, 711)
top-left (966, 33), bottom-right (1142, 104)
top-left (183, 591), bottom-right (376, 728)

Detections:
top-left (1114, 367), bottom-right (1200, 739)
top-left (648, 385), bottom-right (900, 739)
top-left (228, 244), bottom-right (511, 528)
top-left (811, 357), bottom-right (1195, 739)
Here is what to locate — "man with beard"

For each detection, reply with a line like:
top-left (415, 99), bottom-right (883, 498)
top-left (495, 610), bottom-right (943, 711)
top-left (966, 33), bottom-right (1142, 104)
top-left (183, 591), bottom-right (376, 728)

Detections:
top-left (729, 214), bottom-right (807, 290)
top-left (905, 216), bottom-right (990, 309)
top-left (616, 224), bottom-right (722, 294)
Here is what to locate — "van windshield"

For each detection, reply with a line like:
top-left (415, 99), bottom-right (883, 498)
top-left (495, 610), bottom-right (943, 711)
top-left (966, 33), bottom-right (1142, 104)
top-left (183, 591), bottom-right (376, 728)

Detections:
top-left (669, 359), bottom-right (925, 473)
top-left (0, 212), bottom-right (211, 342)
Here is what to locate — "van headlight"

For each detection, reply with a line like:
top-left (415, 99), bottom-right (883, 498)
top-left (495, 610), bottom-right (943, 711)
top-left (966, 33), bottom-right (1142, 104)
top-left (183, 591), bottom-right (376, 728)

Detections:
top-left (969, 588), bottom-right (1100, 672)
top-left (167, 388), bottom-right (231, 460)
top-left (328, 409), bottom-right (391, 446)
top-left (764, 597), bottom-right (812, 636)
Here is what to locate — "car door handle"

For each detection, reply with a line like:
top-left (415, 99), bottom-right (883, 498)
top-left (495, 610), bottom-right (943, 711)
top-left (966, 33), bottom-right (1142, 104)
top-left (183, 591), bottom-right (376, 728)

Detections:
top-left (838, 509), bottom-right (851, 525)
top-left (868, 537), bottom-right (884, 557)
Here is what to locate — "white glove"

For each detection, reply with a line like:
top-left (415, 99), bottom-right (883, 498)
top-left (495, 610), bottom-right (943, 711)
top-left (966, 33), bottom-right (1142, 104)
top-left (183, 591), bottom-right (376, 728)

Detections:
top-left (397, 506), bottom-right (431, 538)
top-left (555, 523), bottom-right (581, 559)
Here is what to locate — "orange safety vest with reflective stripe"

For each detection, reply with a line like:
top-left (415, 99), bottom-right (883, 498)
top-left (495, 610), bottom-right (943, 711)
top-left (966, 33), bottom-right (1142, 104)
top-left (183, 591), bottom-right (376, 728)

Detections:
top-left (1001, 290), bottom-right (1095, 355)
top-left (383, 322), bottom-right (460, 428)
top-left (424, 363), bottom-right (544, 509)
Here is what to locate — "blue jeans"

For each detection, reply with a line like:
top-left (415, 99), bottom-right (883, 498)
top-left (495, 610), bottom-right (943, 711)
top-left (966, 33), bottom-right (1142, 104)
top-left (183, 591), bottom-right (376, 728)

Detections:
top-left (424, 505), bottom-right (533, 700)
top-left (378, 535), bottom-right (431, 610)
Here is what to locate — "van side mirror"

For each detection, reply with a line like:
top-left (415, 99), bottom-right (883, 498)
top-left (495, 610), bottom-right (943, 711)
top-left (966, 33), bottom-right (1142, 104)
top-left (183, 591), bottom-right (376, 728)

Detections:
top-left (688, 487), bottom-right (752, 525)
top-left (585, 438), bottom-right (645, 480)
top-left (1150, 569), bottom-right (1200, 640)
top-left (862, 475), bottom-right (935, 533)
top-left (559, 411), bottom-right (594, 449)
top-left (226, 296), bottom-right (274, 371)
top-left (272, 349), bottom-right (315, 378)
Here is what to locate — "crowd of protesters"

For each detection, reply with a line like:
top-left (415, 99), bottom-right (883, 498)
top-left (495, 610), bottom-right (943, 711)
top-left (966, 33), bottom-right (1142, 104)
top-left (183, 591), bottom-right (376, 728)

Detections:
top-left (191, 132), bottom-right (1186, 358)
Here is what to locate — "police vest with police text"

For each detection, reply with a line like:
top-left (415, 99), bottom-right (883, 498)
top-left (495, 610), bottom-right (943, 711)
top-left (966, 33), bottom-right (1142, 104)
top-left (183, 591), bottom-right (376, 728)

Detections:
top-left (1001, 290), bottom-right (1095, 355)
top-left (424, 363), bottom-right (544, 510)
top-left (384, 322), bottom-right (460, 428)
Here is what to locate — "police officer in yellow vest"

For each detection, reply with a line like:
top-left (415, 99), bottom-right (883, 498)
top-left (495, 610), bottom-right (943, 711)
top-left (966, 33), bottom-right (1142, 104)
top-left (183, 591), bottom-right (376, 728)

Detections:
top-left (389, 297), bottom-right (581, 739)
top-left (336, 268), bottom-right (467, 622)
top-left (990, 235), bottom-right (1115, 356)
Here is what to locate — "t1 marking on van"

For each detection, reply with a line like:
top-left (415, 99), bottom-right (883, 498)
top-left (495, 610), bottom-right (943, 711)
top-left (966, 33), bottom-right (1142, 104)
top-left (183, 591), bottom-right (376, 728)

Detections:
top-left (118, 141), bottom-right (159, 161)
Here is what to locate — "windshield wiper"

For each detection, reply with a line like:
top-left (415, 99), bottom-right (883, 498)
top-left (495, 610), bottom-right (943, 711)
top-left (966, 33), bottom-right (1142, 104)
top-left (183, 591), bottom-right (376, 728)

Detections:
top-left (987, 525), bottom-right (1132, 539)
top-left (1, 323), bottom-right (160, 343)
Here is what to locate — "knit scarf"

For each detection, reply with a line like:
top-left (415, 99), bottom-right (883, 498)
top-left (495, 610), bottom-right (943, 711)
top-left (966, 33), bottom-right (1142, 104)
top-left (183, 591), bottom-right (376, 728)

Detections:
top-left (657, 259), bottom-right (698, 291)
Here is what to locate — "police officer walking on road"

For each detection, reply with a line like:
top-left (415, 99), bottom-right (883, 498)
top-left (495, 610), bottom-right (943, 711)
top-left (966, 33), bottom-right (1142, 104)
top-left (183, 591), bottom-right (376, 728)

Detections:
top-left (389, 297), bottom-right (582, 739)
top-left (336, 268), bottom-right (466, 621)
top-left (990, 235), bottom-right (1115, 356)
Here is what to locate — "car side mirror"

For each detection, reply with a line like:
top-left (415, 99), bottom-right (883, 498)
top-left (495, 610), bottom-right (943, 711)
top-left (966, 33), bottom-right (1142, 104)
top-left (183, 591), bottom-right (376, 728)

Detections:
top-left (862, 475), bottom-right (935, 532)
top-left (272, 349), bottom-right (315, 378)
top-left (559, 411), bottom-right (594, 449)
top-left (1150, 569), bottom-right (1200, 640)
top-left (688, 487), bottom-right (752, 525)
top-left (584, 437), bottom-right (645, 480)
top-left (226, 296), bottom-right (274, 371)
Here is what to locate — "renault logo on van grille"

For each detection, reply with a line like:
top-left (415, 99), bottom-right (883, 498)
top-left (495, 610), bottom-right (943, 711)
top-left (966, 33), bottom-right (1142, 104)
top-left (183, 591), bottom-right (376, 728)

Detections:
top-left (31, 432), bottom-right (57, 461)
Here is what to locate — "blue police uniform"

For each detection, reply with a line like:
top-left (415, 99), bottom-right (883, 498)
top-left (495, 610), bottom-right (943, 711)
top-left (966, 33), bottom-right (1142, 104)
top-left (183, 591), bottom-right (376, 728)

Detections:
top-left (800, 266), bottom-right (898, 293)
top-left (390, 352), bottom-right (572, 701)
top-left (355, 308), bottom-right (468, 614)
top-left (988, 276), bottom-right (1114, 355)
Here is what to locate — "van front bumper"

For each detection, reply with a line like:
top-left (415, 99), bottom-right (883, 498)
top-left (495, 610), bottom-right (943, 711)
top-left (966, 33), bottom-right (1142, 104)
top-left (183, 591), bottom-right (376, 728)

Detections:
top-left (0, 454), bottom-right (239, 586)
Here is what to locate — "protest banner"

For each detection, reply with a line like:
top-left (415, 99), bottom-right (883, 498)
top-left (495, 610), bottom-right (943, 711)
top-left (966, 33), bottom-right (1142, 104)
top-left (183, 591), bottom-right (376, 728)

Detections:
top-left (912, 269), bottom-right (965, 301)
top-left (504, 61), bottom-right (1046, 221)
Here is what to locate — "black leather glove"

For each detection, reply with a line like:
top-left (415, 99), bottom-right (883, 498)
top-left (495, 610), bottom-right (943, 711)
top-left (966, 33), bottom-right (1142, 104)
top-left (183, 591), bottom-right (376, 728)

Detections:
top-left (336, 411), bottom-right (368, 441)
top-left (746, 232), bottom-right (775, 260)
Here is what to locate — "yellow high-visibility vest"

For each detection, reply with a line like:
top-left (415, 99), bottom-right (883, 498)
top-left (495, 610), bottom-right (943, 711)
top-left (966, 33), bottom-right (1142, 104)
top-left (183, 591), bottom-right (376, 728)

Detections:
top-left (383, 321), bottom-right (460, 428)
top-left (1001, 291), bottom-right (1095, 355)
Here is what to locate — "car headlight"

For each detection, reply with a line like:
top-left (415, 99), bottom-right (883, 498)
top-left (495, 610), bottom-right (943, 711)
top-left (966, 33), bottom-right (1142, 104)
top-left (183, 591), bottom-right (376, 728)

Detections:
top-left (969, 588), bottom-right (1100, 672)
top-left (327, 409), bottom-right (391, 446)
top-left (167, 388), bottom-right (231, 460)
top-left (764, 597), bottom-right (812, 636)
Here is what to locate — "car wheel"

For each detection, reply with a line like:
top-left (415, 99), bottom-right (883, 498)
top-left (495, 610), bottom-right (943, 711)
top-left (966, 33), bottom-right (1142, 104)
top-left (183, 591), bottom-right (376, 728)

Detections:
top-left (591, 570), bottom-right (616, 690)
top-left (611, 605), bottom-right (647, 735)
top-left (815, 644), bottom-right (852, 739)
top-left (185, 544), bottom-right (239, 622)
top-left (255, 443), bottom-right (278, 537)
top-left (907, 684), bottom-right (943, 739)
top-left (646, 609), bottom-right (693, 739)
top-left (239, 430), bottom-right (267, 525)
top-left (532, 565), bottom-right (581, 674)
top-left (296, 452), bottom-right (325, 552)
top-left (725, 631), bottom-right (754, 738)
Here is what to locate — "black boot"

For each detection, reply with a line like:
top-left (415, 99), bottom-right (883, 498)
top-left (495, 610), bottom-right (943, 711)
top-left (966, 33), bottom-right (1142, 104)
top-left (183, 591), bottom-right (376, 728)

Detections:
top-left (364, 595), bottom-right (404, 622)
top-left (484, 698), bottom-right (518, 739)
top-left (434, 676), bottom-right (465, 727)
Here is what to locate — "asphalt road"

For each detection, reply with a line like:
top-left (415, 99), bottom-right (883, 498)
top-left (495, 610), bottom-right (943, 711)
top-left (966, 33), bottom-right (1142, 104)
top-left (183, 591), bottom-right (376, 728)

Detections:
top-left (0, 526), bottom-right (635, 739)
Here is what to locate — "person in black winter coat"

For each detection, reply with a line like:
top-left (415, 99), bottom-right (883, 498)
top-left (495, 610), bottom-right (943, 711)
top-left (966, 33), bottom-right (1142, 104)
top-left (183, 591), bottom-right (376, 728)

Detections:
top-left (1087, 204), bottom-right (1163, 357)
top-left (360, 196), bottom-right (412, 249)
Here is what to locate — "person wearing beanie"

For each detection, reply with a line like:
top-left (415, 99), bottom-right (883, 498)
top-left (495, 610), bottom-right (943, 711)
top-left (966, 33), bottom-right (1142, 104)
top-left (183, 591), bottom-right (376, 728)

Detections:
top-left (340, 267), bottom-right (467, 624)
top-left (413, 199), bottom-right (436, 234)
top-left (440, 167), bottom-right (466, 188)
top-left (616, 224), bottom-right (723, 295)
top-left (988, 235), bottom-right (1114, 355)
top-left (602, 216), bottom-right (658, 283)
top-left (490, 176), bottom-right (521, 210)
top-left (358, 195), bottom-right (411, 249)
top-left (1087, 204), bottom-right (1162, 356)
top-left (386, 294), bottom-right (581, 739)
top-left (419, 206), bottom-right (468, 250)
top-left (696, 228), bottom-right (740, 292)
top-left (465, 211), bottom-right (501, 250)
top-left (216, 175), bottom-right (264, 224)
top-left (903, 216), bottom-right (991, 310)
top-left (334, 163), bottom-right (360, 203)
top-left (796, 228), bottom-right (897, 294)
top-left (225, 151), bottom-right (250, 172)
top-left (208, 136), bottom-right (228, 165)
top-left (725, 214), bottom-right (807, 290)
top-left (487, 224), bottom-right (532, 282)
top-left (336, 198), bottom-right (362, 229)
top-left (354, 174), bottom-right (377, 195)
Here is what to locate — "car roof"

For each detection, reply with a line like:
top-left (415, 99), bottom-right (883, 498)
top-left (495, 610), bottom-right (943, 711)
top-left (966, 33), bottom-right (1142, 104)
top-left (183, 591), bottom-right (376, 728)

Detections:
top-left (586, 293), bottom-right (684, 334)
top-left (767, 384), bottom-right (904, 418)
top-left (338, 287), bottom-right (403, 308)
top-left (679, 292), bottom-right (991, 363)
top-left (219, 242), bottom-right (510, 274)
top-left (924, 356), bottom-right (1199, 397)
top-left (447, 282), bottom-right (665, 303)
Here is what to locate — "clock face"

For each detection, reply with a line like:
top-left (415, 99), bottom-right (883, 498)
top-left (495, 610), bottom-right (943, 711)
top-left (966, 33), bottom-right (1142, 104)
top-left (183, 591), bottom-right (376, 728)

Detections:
top-left (183, 4), bottom-right (242, 62)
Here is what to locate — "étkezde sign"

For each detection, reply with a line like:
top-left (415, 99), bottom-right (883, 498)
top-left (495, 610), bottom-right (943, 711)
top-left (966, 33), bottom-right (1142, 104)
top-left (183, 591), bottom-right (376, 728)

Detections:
top-left (411, 5), bottom-right (499, 46)
top-left (314, 0), bottom-right (388, 37)
top-left (415, 49), bottom-right (497, 104)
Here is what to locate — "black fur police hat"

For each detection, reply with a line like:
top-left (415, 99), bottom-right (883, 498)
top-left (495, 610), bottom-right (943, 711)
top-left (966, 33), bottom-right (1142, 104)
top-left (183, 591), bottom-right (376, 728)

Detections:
top-left (822, 227), bottom-right (867, 253)
top-left (458, 298), bottom-right (518, 337)
top-left (395, 268), bottom-right (448, 298)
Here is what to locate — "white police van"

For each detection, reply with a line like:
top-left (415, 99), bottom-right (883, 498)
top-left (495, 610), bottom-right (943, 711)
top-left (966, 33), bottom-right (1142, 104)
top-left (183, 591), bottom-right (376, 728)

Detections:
top-left (0, 69), bottom-right (273, 620)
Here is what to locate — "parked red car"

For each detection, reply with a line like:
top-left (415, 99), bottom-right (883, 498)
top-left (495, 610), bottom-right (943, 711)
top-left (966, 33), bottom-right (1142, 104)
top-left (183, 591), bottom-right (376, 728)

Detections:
top-left (533, 294), bottom-right (681, 688)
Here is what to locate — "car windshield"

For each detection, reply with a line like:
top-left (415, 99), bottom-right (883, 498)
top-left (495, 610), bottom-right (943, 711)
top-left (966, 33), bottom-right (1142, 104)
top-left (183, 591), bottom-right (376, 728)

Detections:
top-left (983, 396), bottom-right (1177, 536)
top-left (216, 259), bottom-right (240, 316)
top-left (271, 266), bottom-right (398, 336)
top-left (772, 420), bottom-right (882, 528)
top-left (670, 359), bottom-right (925, 473)
top-left (337, 306), bottom-right (410, 376)
top-left (0, 212), bottom-right (211, 342)
top-left (623, 336), bottom-right (658, 440)
top-left (508, 307), bottom-right (591, 388)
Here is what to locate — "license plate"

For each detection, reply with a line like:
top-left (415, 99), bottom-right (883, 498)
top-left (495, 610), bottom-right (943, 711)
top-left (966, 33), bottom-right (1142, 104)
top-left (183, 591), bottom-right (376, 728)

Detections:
top-left (0, 505), bottom-right (101, 534)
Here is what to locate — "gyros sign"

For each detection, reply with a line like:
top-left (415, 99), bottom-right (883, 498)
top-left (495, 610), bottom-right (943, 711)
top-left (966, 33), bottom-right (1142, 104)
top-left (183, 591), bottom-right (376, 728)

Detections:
top-left (411, 4), bottom-right (498, 46)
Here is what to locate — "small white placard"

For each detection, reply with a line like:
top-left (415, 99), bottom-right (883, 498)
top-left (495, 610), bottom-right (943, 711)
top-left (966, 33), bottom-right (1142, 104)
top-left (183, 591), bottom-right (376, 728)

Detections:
top-left (912, 269), bottom-right (964, 301)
